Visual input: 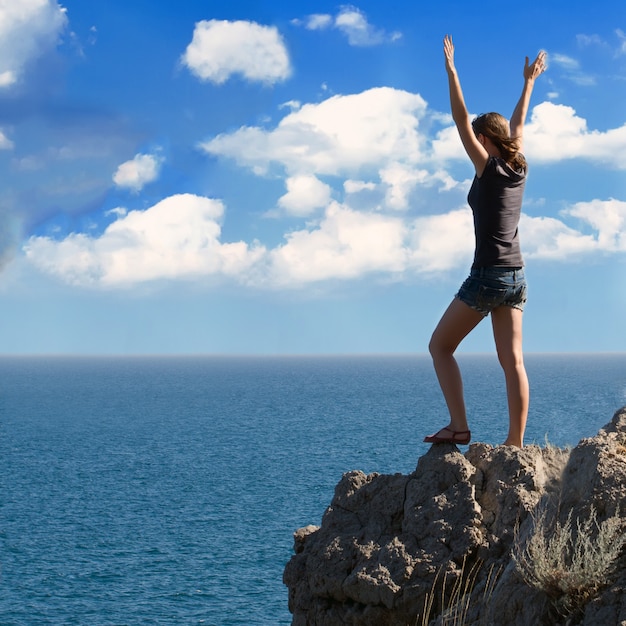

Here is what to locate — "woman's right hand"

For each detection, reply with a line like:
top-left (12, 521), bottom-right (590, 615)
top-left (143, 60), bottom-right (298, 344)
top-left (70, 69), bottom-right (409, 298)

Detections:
top-left (444, 35), bottom-right (456, 74)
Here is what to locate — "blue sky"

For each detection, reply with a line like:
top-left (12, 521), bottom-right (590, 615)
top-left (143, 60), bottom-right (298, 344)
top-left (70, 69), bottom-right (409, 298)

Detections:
top-left (0, 0), bottom-right (625, 355)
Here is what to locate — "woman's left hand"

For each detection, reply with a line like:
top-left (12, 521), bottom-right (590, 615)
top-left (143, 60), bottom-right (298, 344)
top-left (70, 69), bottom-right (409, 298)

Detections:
top-left (524, 50), bottom-right (547, 82)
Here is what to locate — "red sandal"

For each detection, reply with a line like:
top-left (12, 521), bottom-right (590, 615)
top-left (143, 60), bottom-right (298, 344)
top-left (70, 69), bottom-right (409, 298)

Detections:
top-left (424, 426), bottom-right (471, 445)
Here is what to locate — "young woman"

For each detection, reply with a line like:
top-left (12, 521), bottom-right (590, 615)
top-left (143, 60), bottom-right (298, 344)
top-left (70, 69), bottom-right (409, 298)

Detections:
top-left (424, 35), bottom-right (546, 448)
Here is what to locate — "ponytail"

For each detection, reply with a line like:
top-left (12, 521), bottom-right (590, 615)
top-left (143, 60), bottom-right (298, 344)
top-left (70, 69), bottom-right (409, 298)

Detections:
top-left (472, 113), bottom-right (527, 173)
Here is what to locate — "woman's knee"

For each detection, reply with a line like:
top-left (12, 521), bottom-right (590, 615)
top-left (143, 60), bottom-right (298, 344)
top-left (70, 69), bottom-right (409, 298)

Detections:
top-left (429, 333), bottom-right (454, 359)
top-left (428, 336), bottom-right (436, 358)
top-left (497, 349), bottom-right (525, 374)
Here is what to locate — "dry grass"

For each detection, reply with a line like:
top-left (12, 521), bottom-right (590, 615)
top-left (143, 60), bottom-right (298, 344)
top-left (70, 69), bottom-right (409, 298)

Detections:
top-left (419, 557), bottom-right (502, 626)
top-left (513, 505), bottom-right (626, 619)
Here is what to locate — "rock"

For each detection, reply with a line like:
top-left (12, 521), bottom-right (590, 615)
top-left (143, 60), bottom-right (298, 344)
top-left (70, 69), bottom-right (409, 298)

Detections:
top-left (284, 406), bottom-right (626, 626)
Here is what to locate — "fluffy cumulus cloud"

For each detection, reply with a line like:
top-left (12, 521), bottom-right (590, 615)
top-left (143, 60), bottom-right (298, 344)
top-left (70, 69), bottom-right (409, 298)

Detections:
top-left (407, 210), bottom-right (474, 272)
top-left (181, 19), bottom-right (290, 85)
top-left (201, 85), bottom-right (467, 216)
top-left (22, 196), bottom-right (473, 289)
top-left (24, 194), bottom-right (265, 287)
top-left (433, 101), bottom-right (626, 170)
top-left (296, 6), bottom-right (401, 46)
top-left (524, 102), bottom-right (626, 166)
top-left (431, 122), bottom-right (467, 161)
top-left (22, 194), bottom-right (626, 289)
top-left (266, 202), bottom-right (475, 284)
top-left (268, 202), bottom-right (408, 284)
top-left (380, 163), bottom-right (430, 211)
top-left (203, 87), bottom-right (626, 188)
top-left (0, 0), bottom-right (67, 88)
top-left (278, 175), bottom-right (332, 216)
top-left (521, 214), bottom-right (598, 259)
top-left (113, 153), bottom-right (163, 192)
top-left (567, 199), bottom-right (626, 250)
top-left (522, 199), bottom-right (626, 260)
top-left (21, 80), bottom-right (626, 290)
top-left (201, 87), bottom-right (427, 175)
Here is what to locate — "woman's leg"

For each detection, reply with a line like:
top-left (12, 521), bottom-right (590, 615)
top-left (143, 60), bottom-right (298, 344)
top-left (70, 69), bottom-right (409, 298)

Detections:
top-left (491, 306), bottom-right (529, 447)
top-left (428, 298), bottom-right (485, 432)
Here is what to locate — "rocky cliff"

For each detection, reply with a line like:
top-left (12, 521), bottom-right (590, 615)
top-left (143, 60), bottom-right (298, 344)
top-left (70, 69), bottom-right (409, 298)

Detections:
top-left (284, 407), bottom-right (626, 626)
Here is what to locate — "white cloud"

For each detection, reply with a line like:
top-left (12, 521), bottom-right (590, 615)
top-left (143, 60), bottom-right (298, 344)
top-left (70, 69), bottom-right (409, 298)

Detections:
top-left (406, 210), bottom-right (474, 272)
top-left (263, 197), bottom-right (626, 287)
top-left (524, 102), bottom-right (626, 167)
top-left (0, 72), bottom-right (15, 87)
top-left (344, 179), bottom-right (376, 193)
top-left (566, 198), bottom-right (626, 251)
top-left (549, 52), bottom-right (595, 86)
top-left (617, 29), bottom-right (626, 56)
top-left (302, 14), bottom-right (333, 30)
top-left (279, 99), bottom-right (301, 112)
top-left (201, 87), bottom-right (427, 176)
top-left (21, 70), bottom-right (626, 291)
top-left (0, 129), bottom-right (14, 150)
top-left (24, 194), bottom-right (265, 287)
top-left (520, 214), bottom-right (597, 259)
top-left (278, 175), bottom-right (332, 216)
top-left (22, 193), bottom-right (475, 289)
top-left (296, 6), bottom-right (401, 46)
top-left (335, 6), bottom-right (384, 46)
top-left (181, 19), bottom-right (290, 85)
top-left (574, 30), bottom-right (626, 57)
top-left (267, 203), bottom-right (475, 285)
top-left (0, 0), bottom-right (67, 88)
top-left (267, 202), bottom-right (408, 285)
top-left (380, 163), bottom-right (430, 210)
top-left (105, 207), bottom-right (127, 218)
top-left (202, 86), bottom-right (471, 216)
top-left (430, 122), bottom-right (466, 161)
top-left (23, 194), bottom-right (626, 289)
top-left (576, 34), bottom-right (606, 49)
top-left (431, 101), bottom-right (626, 170)
top-left (113, 153), bottom-right (163, 192)
top-left (551, 53), bottom-right (580, 71)
top-left (522, 199), bottom-right (626, 260)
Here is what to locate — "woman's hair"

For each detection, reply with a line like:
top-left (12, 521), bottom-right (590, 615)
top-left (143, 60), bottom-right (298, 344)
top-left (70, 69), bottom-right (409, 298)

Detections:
top-left (472, 112), bottom-right (527, 172)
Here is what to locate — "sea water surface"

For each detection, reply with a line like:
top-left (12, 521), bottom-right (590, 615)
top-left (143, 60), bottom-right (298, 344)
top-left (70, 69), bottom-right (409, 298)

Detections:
top-left (1, 354), bottom-right (625, 625)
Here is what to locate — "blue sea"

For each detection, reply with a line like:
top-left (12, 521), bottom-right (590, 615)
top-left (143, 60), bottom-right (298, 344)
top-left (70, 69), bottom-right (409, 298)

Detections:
top-left (1, 354), bottom-right (625, 625)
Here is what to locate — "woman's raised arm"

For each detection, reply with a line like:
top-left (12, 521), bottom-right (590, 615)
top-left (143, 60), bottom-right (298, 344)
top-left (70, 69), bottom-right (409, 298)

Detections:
top-left (509, 50), bottom-right (547, 151)
top-left (444, 35), bottom-right (489, 175)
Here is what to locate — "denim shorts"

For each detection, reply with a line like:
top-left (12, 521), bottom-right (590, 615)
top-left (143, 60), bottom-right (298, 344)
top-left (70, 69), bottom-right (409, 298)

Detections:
top-left (455, 267), bottom-right (527, 316)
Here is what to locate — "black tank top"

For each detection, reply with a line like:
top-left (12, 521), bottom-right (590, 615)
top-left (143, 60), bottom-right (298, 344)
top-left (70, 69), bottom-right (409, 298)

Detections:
top-left (467, 156), bottom-right (526, 268)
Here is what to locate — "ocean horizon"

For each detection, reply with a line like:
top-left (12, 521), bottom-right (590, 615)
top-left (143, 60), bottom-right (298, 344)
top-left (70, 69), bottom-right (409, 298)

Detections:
top-left (2, 353), bottom-right (625, 624)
